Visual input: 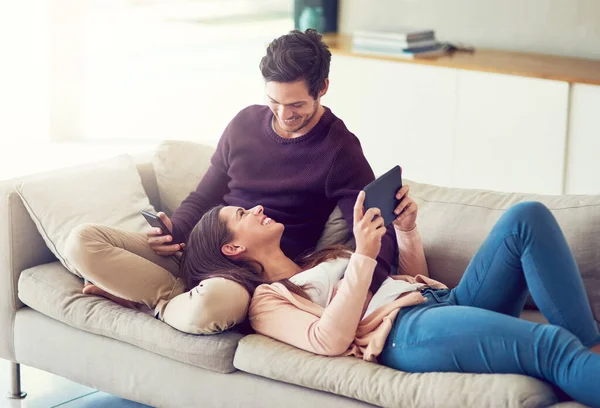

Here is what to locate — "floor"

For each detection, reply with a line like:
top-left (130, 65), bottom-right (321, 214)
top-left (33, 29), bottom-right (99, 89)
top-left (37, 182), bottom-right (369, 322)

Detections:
top-left (0, 359), bottom-right (151, 408)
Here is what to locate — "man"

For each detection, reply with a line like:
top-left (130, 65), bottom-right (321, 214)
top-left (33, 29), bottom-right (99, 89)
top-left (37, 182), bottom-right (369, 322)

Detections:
top-left (149, 28), bottom-right (397, 294)
top-left (67, 29), bottom-right (397, 327)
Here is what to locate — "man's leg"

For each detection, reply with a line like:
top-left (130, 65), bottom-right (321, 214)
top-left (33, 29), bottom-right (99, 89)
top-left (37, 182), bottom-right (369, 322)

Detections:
top-left (64, 223), bottom-right (185, 317)
top-left (451, 201), bottom-right (600, 348)
top-left (380, 305), bottom-right (600, 407)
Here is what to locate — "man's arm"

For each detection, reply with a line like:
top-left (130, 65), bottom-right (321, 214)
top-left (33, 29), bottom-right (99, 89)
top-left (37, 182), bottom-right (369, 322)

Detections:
top-left (169, 128), bottom-right (232, 244)
top-left (325, 137), bottom-right (397, 294)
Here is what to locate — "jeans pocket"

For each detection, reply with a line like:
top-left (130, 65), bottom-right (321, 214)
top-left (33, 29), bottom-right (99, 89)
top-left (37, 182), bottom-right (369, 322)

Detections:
top-left (429, 288), bottom-right (452, 304)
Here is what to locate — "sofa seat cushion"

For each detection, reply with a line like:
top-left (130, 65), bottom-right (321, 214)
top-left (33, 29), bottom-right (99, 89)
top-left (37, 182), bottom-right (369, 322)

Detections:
top-left (18, 262), bottom-right (244, 374)
top-left (234, 334), bottom-right (558, 408)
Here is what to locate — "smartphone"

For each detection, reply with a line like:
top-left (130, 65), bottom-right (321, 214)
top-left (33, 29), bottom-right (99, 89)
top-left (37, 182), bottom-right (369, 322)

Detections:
top-left (141, 210), bottom-right (170, 236)
top-left (363, 165), bottom-right (403, 227)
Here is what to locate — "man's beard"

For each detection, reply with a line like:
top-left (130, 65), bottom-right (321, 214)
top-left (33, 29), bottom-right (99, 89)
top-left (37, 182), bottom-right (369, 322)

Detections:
top-left (284, 102), bottom-right (319, 134)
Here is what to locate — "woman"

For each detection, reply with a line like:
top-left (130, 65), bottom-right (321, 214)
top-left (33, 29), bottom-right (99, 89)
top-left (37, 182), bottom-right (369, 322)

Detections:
top-left (180, 185), bottom-right (600, 407)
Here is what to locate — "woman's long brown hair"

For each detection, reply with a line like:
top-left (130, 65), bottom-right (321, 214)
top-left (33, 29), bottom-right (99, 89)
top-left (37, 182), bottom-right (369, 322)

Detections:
top-left (179, 205), bottom-right (351, 300)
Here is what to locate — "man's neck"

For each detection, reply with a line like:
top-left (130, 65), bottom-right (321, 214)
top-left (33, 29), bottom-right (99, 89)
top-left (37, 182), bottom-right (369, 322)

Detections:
top-left (273, 105), bottom-right (325, 139)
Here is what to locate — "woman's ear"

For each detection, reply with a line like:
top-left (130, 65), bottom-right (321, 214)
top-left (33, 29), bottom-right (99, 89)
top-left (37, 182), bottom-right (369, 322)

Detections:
top-left (221, 243), bottom-right (246, 257)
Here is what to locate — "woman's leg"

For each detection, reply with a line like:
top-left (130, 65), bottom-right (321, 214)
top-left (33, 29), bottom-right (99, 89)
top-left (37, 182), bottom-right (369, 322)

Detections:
top-left (64, 223), bottom-right (185, 317)
top-left (451, 201), bottom-right (600, 348)
top-left (82, 282), bottom-right (140, 309)
top-left (380, 305), bottom-right (600, 407)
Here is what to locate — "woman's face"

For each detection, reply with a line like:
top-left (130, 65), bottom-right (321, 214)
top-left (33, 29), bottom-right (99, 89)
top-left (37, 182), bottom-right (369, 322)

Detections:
top-left (219, 205), bottom-right (284, 255)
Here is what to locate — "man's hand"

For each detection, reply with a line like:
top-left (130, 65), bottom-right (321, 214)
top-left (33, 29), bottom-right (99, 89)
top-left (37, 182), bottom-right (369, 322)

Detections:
top-left (147, 212), bottom-right (184, 256)
top-left (392, 185), bottom-right (418, 232)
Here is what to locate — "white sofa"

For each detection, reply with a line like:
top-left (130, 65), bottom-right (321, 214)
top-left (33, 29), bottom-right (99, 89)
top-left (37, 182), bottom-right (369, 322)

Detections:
top-left (1, 141), bottom-right (598, 408)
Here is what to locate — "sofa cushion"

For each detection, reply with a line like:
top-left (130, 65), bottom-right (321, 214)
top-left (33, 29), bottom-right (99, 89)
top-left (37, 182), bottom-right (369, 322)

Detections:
top-left (408, 179), bottom-right (600, 323)
top-left (18, 261), bottom-right (244, 374)
top-left (152, 140), bottom-right (215, 216)
top-left (234, 334), bottom-right (557, 408)
top-left (14, 155), bottom-right (156, 278)
top-left (162, 277), bottom-right (250, 335)
top-left (315, 205), bottom-right (355, 250)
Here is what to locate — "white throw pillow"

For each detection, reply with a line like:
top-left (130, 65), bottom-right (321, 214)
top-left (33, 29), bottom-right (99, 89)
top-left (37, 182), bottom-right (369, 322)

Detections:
top-left (15, 154), bottom-right (156, 277)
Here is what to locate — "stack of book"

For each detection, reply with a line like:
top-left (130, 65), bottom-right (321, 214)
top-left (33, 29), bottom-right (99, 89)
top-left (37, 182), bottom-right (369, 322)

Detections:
top-left (351, 27), bottom-right (450, 59)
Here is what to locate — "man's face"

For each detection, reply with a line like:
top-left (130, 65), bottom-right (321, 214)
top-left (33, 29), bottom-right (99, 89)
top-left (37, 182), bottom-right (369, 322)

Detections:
top-left (265, 80), bottom-right (320, 135)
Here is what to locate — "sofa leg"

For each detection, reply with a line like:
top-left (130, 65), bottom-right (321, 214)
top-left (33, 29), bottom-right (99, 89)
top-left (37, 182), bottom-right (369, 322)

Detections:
top-left (6, 362), bottom-right (27, 399)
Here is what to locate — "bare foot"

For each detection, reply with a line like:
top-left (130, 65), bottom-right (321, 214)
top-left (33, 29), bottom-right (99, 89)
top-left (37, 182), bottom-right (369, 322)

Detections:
top-left (82, 283), bottom-right (140, 310)
top-left (591, 344), bottom-right (600, 355)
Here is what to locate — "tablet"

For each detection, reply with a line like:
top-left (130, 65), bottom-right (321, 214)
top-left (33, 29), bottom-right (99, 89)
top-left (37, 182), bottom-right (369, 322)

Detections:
top-left (363, 165), bottom-right (403, 227)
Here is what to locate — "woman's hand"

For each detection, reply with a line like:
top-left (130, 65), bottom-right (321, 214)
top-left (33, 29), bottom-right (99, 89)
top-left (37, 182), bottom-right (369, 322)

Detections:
top-left (147, 212), bottom-right (184, 256)
top-left (393, 185), bottom-right (418, 232)
top-left (353, 191), bottom-right (387, 259)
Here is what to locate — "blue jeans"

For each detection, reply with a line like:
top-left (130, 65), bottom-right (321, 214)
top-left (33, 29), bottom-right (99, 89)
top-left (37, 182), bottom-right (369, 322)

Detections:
top-left (380, 202), bottom-right (600, 407)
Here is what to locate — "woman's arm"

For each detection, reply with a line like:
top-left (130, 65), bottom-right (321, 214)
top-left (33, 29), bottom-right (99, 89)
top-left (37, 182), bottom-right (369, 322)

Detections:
top-left (324, 130), bottom-right (396, 294)
top-left (395, 225), bottom-right (429, 277)
top-left (249, 253), bottom-right (376, 356)
top-left (392, 185), bottom-right (429, 277)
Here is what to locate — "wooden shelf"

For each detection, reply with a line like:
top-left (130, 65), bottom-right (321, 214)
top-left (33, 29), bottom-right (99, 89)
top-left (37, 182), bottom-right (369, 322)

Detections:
top-left (324, 34), bottom-right (600, 86)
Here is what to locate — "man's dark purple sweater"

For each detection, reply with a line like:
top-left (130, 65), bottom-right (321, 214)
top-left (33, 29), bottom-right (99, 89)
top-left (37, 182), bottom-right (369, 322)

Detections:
top-left (170, 105), bottom-right (397, 293)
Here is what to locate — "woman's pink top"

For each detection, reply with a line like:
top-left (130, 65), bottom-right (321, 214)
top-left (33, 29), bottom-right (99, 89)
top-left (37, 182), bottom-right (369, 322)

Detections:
top-left (248, 227), bottom-right (447, 361)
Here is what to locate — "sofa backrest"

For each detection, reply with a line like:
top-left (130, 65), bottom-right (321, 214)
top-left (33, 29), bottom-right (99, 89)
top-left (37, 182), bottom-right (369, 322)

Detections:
top-left (136, 159), bottom-right (162, 211)
top-left (408, 179), bottom-right (600, 320)
top-left (152, 140), bottom-right (600, 321)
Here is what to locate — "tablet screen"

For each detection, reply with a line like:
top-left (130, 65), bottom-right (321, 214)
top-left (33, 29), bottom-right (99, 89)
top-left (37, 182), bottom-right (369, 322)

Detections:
top-left (363, 165), bottom-right (403, 226)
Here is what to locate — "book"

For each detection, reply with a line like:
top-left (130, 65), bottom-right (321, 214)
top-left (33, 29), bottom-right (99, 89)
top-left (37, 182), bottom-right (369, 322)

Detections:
top-left (353, 27), bottom-right (435, 43)
top-left (351, 43), bottom-right (451, 59)
top-left (352, 36), bottom-right (438, 50)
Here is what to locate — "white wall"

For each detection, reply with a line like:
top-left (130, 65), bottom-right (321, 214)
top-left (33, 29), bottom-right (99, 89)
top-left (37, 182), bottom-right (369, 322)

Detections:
top-left (325, 56), bottom-right (576, 195)
top-left (48, 0), bottom-right (85, 142)
top-left (339, 0), bottom-right (600, 60)
top-left (62, 1), bottom-right (292, 145)
top-left (0, 1), bottom-right (50, 144)
top-left (565, 84), bottom-right (600, 194)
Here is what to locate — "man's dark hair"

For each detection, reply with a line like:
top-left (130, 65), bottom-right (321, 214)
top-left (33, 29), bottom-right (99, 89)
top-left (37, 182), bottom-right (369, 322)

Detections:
top-left (260, 29), bottom-right (332, 99)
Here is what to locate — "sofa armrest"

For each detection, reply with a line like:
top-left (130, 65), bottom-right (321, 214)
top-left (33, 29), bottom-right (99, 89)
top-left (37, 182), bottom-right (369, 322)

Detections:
top-left (0, 179), bottom-right (56, 361)
top-left (0, 152), bottom-right (159, 362)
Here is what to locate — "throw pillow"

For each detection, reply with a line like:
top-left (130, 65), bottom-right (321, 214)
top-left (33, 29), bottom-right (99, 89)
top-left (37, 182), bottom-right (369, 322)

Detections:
top-left (152, 140), bottom-right (215, 216)
top-left (15, 154), bottom-right (156, 277)
top-left (162, 277), bottom-right (250, 335)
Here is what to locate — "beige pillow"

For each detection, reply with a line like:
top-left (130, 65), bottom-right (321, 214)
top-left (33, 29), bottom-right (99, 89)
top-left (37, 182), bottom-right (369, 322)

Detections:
top-left (152, 140), bottom-right (215, 216)
top-left (407, 178), bottom-right (600, 324)
top-left (162, 277), bottom-right (250, 335)
top-left (15, 155), bottom-right (156, 277)
top-left (315, 206), bottom-right (355, 250)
